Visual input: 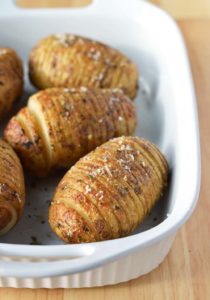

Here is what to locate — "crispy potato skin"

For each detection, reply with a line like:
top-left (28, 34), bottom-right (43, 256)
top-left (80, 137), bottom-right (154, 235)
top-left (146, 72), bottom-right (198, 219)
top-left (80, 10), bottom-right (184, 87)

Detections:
top-left (0, 139), bottom-right (25, 235)
top-left (0, 48), bottom-right (23, 119)
top-left (49, 136), bottom-right (169, 243)
top-left (4, 88), bottom-right (137, 177)
top-left (29, 34), bottom-right (138, 99)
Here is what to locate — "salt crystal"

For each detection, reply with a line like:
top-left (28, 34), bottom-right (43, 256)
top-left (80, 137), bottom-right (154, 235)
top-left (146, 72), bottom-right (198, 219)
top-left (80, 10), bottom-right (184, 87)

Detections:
top-left (92, 51), bottom-right (101, 60)
top-left (89, 167), bottom-right (104, 178)
top-left (63, 87), bottom-right (76, 93)
top-left (119, 144), bottom-right (133, 151)
top-left (141, 161), bottom-right (146, 167)
top-left (128, 154), bottom-right (134, 161)
top-left (87, 48), bottom-right (101, 61)
top-left (80, 86), bottom-right (88, 92)
top-left (96, 190), bottom-right (104, 200)
top-left (85, 185), bottom-right (91, 194)
top-left (112, 88), bottom-right (123, 93)
top-left (55, 34), bottom-right (76, 47)
top-left (96, 73), bottom-right (104, 81)
top-left (118, 158), bottom-right (126, 165)
top-left (124, 165), bottom-right (131, 172)
top-left (109, 96), bottom-right (120, 103)
top-left (105, 165), bottom-right (112, 177)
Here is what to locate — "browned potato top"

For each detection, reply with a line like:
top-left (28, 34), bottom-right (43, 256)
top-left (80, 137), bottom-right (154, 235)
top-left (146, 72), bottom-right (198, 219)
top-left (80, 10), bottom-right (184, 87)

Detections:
top-left (4, 87), bottom-right (137, 177)
top-left (0, 48), bottom-right (23, 119)
top-left (0, 139), bottom-right (25, 235)
top-left (29, 34), bottom-right (138, 99)
top-left (49, 136), bottom-right (169, 243)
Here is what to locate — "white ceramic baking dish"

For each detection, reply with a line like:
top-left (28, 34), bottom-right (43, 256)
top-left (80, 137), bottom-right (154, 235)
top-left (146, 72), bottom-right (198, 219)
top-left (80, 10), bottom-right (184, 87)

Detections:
top-left (0, 0), bottom-right (200, 288)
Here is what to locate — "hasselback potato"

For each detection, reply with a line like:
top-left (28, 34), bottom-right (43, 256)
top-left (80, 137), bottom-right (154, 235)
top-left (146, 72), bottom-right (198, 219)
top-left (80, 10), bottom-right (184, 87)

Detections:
top-left (0, 139), bottom-right (25, 235)
top-left (0, 48), bottom-right (23, 119)
top-left (4, 87), bottom-right (136, 177)
top-left (49, 136), bottom-right (169, 243)
top-left (29, 34), bottom-right (138, 99)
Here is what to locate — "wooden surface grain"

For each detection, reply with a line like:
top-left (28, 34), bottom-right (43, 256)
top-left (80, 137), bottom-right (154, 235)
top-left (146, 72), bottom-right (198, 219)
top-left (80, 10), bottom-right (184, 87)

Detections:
top-left (17, 0), bottom-right (210, 18)
top-left (1, 1), bottom-right (210, 299)
top-left (151, 0), bottom-right (210, 18)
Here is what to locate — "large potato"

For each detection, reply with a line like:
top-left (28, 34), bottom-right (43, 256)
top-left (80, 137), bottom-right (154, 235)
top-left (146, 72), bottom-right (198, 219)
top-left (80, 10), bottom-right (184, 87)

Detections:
top-left (0, 139), bottom-right (25, 235)
top-left (49, 136), bottom-right (169, 243)
top-left (4, 87), bottom-right (136, 177)
top-left (29, 34), bottom-right (138, 99)
top-left (0, 48), bottom-right (23, 119)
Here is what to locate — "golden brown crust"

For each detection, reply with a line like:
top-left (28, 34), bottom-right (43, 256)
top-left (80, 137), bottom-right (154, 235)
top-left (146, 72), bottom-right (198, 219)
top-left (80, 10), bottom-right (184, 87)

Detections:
top-left (4, 87), bottom-right (137, 177)
top-left (49, 136), bottom-right (169, 243)
top-left (0, 139), bottom-right (25, 235)
top-left (49, 203), bottom-right (97, 243)
top-left (0, 48), bottom-right (23, 119)
top-left (29, 34), bottom-right (138, 99)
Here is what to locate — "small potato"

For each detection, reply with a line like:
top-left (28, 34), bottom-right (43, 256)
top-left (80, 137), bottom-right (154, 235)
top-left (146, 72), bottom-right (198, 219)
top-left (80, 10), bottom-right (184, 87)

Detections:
top-left (0, 139), bottom-right (25, 235)
top-left (4, 87), bottom-right (137, 177)
top-left (0, 48), bottom-right (23, 119)
top-left (49, 136), bottom-right (169, 243)
top-left (29, 34), bottom-right (138, 99)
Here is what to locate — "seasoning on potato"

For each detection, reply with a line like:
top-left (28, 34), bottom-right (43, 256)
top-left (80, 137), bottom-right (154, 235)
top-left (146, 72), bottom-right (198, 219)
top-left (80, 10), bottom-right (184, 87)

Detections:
top-left (0, 139), bottom-right (25, 235)
top-left (49, 136), bottom-right (169, 243)
top-left (0, 48), bottom-right (23, 119)
top-left (4, 87), bottom-right (137, 177)
top-left (29, 34), bottom-right (138, 99)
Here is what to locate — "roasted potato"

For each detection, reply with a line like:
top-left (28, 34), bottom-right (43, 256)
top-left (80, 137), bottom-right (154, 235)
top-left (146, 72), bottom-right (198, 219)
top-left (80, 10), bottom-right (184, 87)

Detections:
top-left (29, 34), bottom-right (138, 99)
top-left (4, 87), bottom-right (137, 177)
top-left (49, 136), bottom-right (169, 243)
top-left (0, 139), bottom-right (25, 235)
top-left (0, 48), bottom-right (23, 119)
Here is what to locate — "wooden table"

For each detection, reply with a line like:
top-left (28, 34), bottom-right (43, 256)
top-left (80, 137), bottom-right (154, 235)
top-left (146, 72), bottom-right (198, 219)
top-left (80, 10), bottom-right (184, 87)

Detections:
top-left (1, 1), bottom-right (210, 299)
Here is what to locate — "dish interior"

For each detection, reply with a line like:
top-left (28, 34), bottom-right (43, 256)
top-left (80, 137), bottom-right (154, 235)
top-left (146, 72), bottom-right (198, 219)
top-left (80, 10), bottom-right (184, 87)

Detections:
top-left (0, 13), bottom-right (174, 245)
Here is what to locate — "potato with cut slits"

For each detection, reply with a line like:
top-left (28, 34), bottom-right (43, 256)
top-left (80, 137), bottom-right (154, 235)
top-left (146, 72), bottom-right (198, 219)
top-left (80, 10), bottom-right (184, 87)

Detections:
top-left (0, 48), bottom-right (23, 119)
top-left (4, 87), bottom-right (137, 177)
top-left (29, 34), bottom-right (138, 99)
top-left (0, 139), bottom-right (25, 235)
top-left (49, 136), bottom-right (169, 243)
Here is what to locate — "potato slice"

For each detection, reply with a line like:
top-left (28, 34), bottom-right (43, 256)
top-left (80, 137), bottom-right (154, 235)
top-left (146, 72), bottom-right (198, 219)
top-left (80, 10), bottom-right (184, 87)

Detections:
top-left (49, 136), bottom-right (169, 243)
top-left (0, 139), bottom-right (25, 235)
top-left (29, 34), bottom-right (138, 99)
top-left (4, 88), bottom-right (137, 177)
top-left (0, 48), bottom-right (23, 119)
